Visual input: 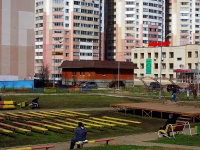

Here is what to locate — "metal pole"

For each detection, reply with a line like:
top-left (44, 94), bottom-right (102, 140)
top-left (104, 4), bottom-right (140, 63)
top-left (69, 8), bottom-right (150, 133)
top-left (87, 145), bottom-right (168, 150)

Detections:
top-left (159, 0), bottom-right (164, 99)
top-left (198, 55), bottom-right (199, 96)
top-left (53, 46), bottom-right (55, 87)
top-left (118, 61), bottom-right (120, 89)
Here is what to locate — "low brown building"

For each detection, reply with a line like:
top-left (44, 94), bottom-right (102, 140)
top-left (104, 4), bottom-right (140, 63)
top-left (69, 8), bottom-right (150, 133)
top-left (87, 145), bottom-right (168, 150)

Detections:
top-left (60, 61), bottom-right (137, 87)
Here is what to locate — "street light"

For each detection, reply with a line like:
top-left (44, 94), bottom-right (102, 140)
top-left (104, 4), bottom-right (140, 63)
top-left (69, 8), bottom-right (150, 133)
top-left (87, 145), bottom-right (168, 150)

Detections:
top-left (53, 40), bottom-right (62, 87)
top-left (118, 61), bottom-right (120, 90)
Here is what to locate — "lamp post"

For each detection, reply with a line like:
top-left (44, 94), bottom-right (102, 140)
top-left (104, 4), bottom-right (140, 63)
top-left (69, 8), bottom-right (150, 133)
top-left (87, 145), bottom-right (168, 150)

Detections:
top-left (159, 0), bottom-right (164, 100)
top-left (118, 61), bottom-right (120, 90)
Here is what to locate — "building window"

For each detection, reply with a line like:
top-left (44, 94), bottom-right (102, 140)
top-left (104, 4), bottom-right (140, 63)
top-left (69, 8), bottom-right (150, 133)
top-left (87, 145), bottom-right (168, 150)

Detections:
top-left (140, 74), bottom-right (144, 78)
top-left (162, 74), bottom-right (166, 78)
top-left (102, 70), bottom-right (105, 76)
top-left (155, 53), bottom-right (158, 58)
top-left (154, 74), bottom-right (158, 78)
top-left (80, 71), bottom-right (84, 76)
top-left (162, 63), bottom-right (166, 69)
top-left (140, 63), bottom-right (144, 69)
top-left (195, 63), bottom-right (198, 69)
top-left (188, 63), bottom-right (191, 69)
top-left (148, 53), bottom-right (151, 58)
top-left (177, 57), bottom-right (182, 61)
top-left (154, 63), bottom-right (158, 69)
top-left (195, 51), bottom-right (198, 58)
top-left (162, 52), bottom-right (166, 58)
top-left (140, 53), bottom-right (144, 59)
top-left (134, 53), bottom-right (138, 58)
top-left (169, 63), bottom-right (174, 69)
top-left (88, 71), bottom-right (91, 76)
top-left (134, 74), bottom-right (137, 78)
top-left (169, 74), bottom-right (173, 79)
top-left (188, 52), bottom-right (192, 57)
top-left (65, 53), bottom-right (69, 57)
top-left (169, 52), bottom-right (174, 58)
top-left (72, 71), bottom-right (76, 76)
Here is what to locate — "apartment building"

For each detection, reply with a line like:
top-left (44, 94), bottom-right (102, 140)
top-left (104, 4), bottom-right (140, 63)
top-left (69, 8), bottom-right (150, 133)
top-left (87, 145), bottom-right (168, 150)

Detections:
top-left (166, 0), bottom-right (200, 46)
top-left (0, 0), bottom-right (35, 80)
top-left (133, 45), bottom-right (200, 80)
top-left (35, 0), bottom-right (104, 81)
top-left (106, 0), bottom-right (165, 61)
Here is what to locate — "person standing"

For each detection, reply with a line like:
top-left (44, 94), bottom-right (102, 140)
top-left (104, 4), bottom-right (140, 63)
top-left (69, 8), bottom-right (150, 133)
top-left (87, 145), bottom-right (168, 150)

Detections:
top-left (70, 122), bottom-right (87, 149)
top-left (172, 87), bottom-right (177, 102)
top-left (187, 89), bottom-right (190, 100)
top-left (193, 87), bottom-right (197, 99)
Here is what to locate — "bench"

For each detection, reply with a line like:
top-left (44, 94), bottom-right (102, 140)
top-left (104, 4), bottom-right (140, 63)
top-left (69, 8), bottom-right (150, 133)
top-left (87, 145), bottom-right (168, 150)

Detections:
top-left (29, 112), bottom-right (57, 119)
top-left (0, 127), bottom-right (13, 136)
top-left (65, 118), bottom-right (103, 130)
top-left (18, 112), bottom-right (44, 120)
top-left (50, 111), bottom-right (79, 118)
top-left (76, 138), bottom-right (114, 148)
top-left (41, 120), bottom-right (75, 131)
top-left (6, 145), bottom-right (54, 150)
top-left (102, 116), bottom-right (141, 126)
top-left (26, 121), bottom-right (63, 133)
top-left (0, 117), bottom-right (5, 122)
top-left (61, 110), bottom-right (90, 117)
top-left (0, 113), bottom-right (6, 117)
top-left (91, 117), bottom-right (128, 127)
top-left (158, 124), bottom-right (186, 138)
top-left (0, 122), bottom-right (31, 135)
top-left (81, 118), bottom-right (116, 128)
top-left (13, 122), bottom-right (48, 134)
top-left (0, 105), bottom-right (15, 109)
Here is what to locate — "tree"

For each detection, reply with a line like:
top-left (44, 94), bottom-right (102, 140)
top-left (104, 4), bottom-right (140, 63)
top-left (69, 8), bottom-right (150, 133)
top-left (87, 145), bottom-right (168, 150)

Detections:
top-left (36, 64), bottom-right (50, 87)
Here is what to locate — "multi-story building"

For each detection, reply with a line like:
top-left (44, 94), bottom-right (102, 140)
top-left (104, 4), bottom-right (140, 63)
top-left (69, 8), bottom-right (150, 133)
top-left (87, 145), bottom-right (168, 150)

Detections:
top-left (106, 0), bottom-right (165, 61)
top-left (0, 0), bottom-right (35, 80)
top-left (132, 45), bottom-right (200, 83)
top-left (35, 0), bottom-right (104, 82)
top-left (166, 0), bottom-right (200, 46)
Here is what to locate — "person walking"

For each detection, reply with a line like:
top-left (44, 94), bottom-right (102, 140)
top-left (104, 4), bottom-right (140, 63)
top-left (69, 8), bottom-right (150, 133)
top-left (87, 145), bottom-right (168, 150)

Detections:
top-left (70, 122), bottom-right (87, 149)
top-left (172, 87), bottom-right (177, 102)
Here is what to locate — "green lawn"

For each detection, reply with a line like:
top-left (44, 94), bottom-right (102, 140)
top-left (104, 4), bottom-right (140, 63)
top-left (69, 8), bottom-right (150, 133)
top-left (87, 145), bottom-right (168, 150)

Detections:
top-left (149, 134), bottom-right (200, 147)
top-left (2, 94), bottom-right (143, 110)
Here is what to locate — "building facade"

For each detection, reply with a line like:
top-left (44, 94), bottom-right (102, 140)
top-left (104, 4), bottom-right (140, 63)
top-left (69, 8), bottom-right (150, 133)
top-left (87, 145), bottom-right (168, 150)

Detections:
top-left (60, 60), bottom-right (136, 87)
top-left (166, 0), bottom-right (200, 46)
top-left (106, 0), bottom-right (165, 61)
top-left (132, 45), bottom-right (200, 80)
top-left (35, 0), bottom-right (105, 82)
top-left (0, 0), bottom-right (35, 80)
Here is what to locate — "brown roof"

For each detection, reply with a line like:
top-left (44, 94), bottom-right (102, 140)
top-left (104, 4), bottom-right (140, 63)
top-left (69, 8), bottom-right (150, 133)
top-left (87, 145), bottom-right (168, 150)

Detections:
top-left (60, 60), bottom-right (137, 69)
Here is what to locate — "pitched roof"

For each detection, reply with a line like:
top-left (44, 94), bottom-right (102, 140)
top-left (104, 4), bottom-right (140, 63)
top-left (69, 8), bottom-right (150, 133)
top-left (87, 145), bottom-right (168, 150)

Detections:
top-left (60, 61), bottom-right (137, 69)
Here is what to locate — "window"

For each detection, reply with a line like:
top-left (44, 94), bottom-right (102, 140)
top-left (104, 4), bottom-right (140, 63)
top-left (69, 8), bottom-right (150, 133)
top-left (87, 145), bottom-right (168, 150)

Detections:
top-left (155, 53), bottom-right (158, 58)
top-left (162, 63), bottom-right (166, 69)
top-left (162, 52), bottom-right (166, 58)
top-left (65, 53), bottom-right (69, 57)
top-left (80, 71), bottom-right (84, 76)
top-left (188, 63), bottom-right (192, 69)
top-left (154, 74), bottom-right (158, 78)
top-left (169, 52), bottom-right (174, 58)
top-left (140, 63), bottom-right (144, 69)
top-left (188, 52), bottom-right (192, 57)
top-left (134, 53), bottom-right (137, 58)
top-left (53, 0), bottom-right (64, 4)
top-left (154, 63), bottom-right (158, 69)
top-left (102, 70), bottom-right (105, 76)
top-left (169, 74), bottom-right (173, 79)
top-left (72, 71), bottom-right (76, 76)
top-left (169, 63), bottom-right (174, 69)
top-left (177, 57), bottom-right (182, 61)
top-left (195, 51), bottom-right (198, 58)
top-left (148, 53), bottom-right (151, 58)
top-left (140, 53), bottom-right (144, 59)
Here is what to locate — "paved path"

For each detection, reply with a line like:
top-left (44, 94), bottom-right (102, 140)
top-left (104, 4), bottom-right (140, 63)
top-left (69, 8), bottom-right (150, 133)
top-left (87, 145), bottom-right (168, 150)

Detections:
top-left (3, 130), bottom-right (199, 150)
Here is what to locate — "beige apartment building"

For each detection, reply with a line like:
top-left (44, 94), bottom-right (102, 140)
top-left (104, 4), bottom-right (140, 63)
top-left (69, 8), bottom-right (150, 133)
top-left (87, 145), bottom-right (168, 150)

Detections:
top-left (166, 0), bottom-right (200, 46)
top-left (133, 45), bottom-right (200, 82)
top-left (35, 0), bottom-right (104, 82)
top-left (0, 0), bottom-right (35, 80)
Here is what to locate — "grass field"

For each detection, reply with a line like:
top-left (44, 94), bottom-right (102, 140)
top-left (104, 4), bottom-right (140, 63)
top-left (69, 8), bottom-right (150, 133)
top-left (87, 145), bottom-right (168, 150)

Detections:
top-left (149, 134), bottom-right (200, 147)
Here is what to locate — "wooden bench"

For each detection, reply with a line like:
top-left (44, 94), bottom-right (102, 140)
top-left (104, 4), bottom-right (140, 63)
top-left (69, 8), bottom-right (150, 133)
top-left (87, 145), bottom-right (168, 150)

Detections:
top-left (50, 111), bottom-right (78, 118)
top-left (13, 122), bottom-right (48, 134)
top-left (91, 117), bottom-right (128, 127)
top-left (26, 121), bottom-right (63, 133)
top-left (0, 127), bottom-right (13, 136)
top-left (0, 122), bottom-right (31, 135)
top-left (158, 124), bottom-right (185, 138)
top-left (29, 112), bottom-right (57, 119)
top-left (65, 118), bottom-right (103, 130)
top-left (18, 112), bottom-right (44, 120)
top-left (76, 138), bottom-right (114, 148)
top-left (0, 117), bottom-right (5, 122)
top-left (6, 145), bottom-right (54, 150)
top-left (61, 110), bottom-right (90, 117)
top-left (102, 116), bottom-right (141, 126)
top-left (54, 119), bottom-right (91, 129)
top-left (0, 113), bottom-right (6, 117)
top-left (41, 120), bottom-right (75, 131)
top-left (81, 118), bottom-right (116, 128)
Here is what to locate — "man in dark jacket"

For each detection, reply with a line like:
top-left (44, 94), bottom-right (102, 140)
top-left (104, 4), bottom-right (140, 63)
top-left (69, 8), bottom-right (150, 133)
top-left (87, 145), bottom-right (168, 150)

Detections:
top-left (31, 97), bottom-right (39, 108)
top-left (70, 122), bottom-right (87, 149)
top-left (162, 114), bottom-right (176, 136)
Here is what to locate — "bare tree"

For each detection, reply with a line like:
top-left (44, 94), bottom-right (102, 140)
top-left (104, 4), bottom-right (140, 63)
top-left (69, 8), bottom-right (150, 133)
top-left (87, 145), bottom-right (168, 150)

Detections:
top-left (37, 64), bottom-right (50, 87)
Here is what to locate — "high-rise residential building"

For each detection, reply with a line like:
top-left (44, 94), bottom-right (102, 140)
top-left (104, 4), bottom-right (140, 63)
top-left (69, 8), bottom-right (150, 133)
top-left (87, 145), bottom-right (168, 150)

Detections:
top-left (166, 0), bottom-right (200, 46)
top-left (35, 0), bottom-right (104, 82)
top-left (0, 0), bottom-right (35, 80)
top-left (106, 0), bottom-right (165, 61)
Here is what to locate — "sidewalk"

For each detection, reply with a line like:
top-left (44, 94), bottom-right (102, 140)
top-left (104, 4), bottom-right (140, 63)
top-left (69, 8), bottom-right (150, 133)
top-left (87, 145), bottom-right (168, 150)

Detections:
top-left (3, 130), bottom-right (199, 150)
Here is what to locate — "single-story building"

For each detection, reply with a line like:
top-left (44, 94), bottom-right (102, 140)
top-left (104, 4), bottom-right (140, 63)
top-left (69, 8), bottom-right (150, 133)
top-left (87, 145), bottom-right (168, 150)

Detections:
top-left (60, 61), bottom-right (137, 87)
